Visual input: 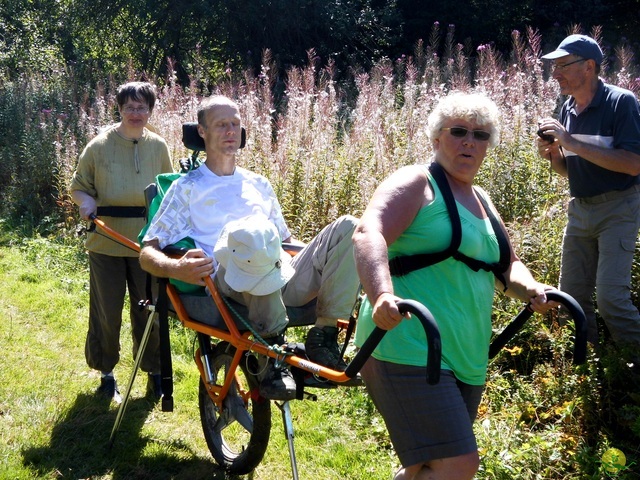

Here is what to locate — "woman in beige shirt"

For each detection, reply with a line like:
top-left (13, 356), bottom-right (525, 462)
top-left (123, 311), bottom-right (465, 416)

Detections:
top-left (70, 81), bottom-right (173, 403)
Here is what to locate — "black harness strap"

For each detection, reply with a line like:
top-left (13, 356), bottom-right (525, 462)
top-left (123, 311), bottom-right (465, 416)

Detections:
top-left (156, 277), bottom-right (174, 412)
top-left (388, 162), bottom-right (462, 277)
top-left (389, 162), bottom-right (510, 286)
top-left (455, 192), bottom-right (511, 287)
top-left (96, 206), bottom-right (146, 218)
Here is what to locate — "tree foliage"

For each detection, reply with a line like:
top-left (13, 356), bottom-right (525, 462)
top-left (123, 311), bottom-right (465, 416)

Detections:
top-left (1, 0), bottom-right (639, 86)
top-left (58, 0), bottom-right (224, 85)
top-left (217, 0), bottom-right (402, 74)
top-left (0, 0), bottom-right (66, 79)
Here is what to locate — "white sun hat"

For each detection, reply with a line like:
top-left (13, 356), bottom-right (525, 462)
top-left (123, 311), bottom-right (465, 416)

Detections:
top-left (213, 214), bottom-right (295, 295)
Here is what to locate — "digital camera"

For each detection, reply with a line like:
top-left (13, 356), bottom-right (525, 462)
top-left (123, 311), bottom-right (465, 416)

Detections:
top-left (537, 129), bottom-right (554, 143)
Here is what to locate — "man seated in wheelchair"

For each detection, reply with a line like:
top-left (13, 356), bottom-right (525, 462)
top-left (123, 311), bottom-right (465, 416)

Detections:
top-left (139, 95), bottom-right (360, 401)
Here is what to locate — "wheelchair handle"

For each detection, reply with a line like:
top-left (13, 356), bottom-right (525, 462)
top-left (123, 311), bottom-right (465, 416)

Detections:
top-left (89, 214), bottom-right (141, 253)
top-left (345, 299), bottom-right (441, 385)
top-left (488, 290), bottom-right (587, 364)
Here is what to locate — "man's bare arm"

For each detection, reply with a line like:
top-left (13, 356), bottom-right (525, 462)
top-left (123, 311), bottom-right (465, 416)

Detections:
top-left (139, 240), bottom-right (214, 286)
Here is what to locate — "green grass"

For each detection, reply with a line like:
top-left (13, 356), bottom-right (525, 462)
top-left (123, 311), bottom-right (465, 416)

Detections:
top-left (0, 235), bottom-right (397, 480)
top-left (2, 230), bottom-right (640, 480)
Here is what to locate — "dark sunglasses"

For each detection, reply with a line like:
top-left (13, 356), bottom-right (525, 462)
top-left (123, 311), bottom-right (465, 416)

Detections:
top-left (441, 127), bottom-right (491, 141)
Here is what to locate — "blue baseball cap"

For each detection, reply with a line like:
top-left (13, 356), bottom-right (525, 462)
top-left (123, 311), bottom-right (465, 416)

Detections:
top-left (542, 34), bottom-right (603, 65)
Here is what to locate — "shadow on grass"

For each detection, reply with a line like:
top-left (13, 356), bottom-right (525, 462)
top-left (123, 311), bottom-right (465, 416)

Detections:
top-left (21, 391), bottom-right (244, 480)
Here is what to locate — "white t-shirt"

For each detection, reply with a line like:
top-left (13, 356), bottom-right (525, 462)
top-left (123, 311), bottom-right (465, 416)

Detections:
top-left (143, 163), bottom-right (291, 261)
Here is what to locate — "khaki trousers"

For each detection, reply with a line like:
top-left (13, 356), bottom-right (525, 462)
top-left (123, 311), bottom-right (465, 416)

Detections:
top-left (560, 186), bottom-right (640, 346)
top-left (86, 252), bottom-right (160, 374)
top-left (180, 215), bottom-right (361, 337)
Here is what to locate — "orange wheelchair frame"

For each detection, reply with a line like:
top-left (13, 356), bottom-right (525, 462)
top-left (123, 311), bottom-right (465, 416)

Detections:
top-left (93, 216), bottom-right (442, 478)
top-left (93, 214), bottom-right (587, 479)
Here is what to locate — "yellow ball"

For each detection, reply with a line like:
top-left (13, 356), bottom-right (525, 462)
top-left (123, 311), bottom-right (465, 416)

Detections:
top-left (602, 448), bottom-right (626, 473)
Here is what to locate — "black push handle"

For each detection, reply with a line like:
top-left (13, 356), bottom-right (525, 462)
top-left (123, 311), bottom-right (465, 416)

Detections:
top-left (345, 299), bottom-right (442, 385)
top-left (488, 290), bottom-right (587, 364)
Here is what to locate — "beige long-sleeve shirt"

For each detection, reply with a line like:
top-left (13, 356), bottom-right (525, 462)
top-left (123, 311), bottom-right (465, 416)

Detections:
top-left (70, 126), bottom-right (173, 257)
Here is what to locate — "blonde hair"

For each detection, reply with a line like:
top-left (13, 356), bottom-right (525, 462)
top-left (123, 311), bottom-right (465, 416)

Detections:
top-left (427, 92), bottom-right (501, 147)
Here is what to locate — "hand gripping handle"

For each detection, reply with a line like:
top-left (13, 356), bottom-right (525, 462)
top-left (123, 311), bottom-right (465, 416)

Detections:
top-left (345, 299), bottom-right (442, 385)
top-left (488, 290), bottom-right (587, 364)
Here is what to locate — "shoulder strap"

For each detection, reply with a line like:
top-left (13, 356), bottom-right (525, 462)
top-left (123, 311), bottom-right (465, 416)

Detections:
top-left (451, 187), bottom-right (511, 287)
top-left (388, 163), bottom-right (511, 281)
top-left (474, 188), bottom-right (510, 270)
top-left (388, 162), bottom-right (461, 276)
top-left (429, 162), bottom-right (462, 253)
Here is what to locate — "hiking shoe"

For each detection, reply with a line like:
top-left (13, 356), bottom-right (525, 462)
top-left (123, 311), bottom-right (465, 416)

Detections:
top-left (147, 373), bottom-right (163, 400)
top-left (258, 361), bottom-right (297, 401)
top-left (97, 376), bottom-right (122, 405)
top-left (305, 326), bottom-right (348, 371)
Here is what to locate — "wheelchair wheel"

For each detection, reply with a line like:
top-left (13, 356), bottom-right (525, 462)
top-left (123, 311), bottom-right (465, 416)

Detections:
top-left (199, 341), bottom-right (271, 475)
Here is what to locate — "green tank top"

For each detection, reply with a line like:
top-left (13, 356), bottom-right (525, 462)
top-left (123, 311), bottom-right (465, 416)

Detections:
top-left (354, 167), bottom-right (500, 385)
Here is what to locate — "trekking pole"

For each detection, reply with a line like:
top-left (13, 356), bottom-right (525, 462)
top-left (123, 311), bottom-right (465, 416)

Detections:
top-left (109, 306), bottom-right (158, 448)
top-left (488, 289), bottom-right (587, 364)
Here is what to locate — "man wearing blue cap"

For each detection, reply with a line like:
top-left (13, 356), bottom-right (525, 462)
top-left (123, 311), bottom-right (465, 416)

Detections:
top-left (537, 34), bottom-right (640, 351)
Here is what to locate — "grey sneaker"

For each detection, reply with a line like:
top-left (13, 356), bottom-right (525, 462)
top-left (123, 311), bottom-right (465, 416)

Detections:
top-left (259, 361), bottom-right (297, 401)
top-left (305, 326), bottom-right (348, 371)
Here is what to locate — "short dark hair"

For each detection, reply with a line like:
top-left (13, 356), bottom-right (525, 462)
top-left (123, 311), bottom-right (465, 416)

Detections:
top-left (116, 82), bottom-right (157, 110)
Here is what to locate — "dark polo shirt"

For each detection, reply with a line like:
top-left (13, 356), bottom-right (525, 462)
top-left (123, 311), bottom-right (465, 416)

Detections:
top-left (559, 79), bottom-right (640, 197)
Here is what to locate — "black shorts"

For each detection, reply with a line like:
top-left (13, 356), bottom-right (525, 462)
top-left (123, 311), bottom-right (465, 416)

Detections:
top-left (360, 358), bottom-right (483, 467)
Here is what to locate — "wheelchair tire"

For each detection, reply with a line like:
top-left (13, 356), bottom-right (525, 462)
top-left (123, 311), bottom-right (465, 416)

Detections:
top-left (199, 341), bottom-right (271, 475)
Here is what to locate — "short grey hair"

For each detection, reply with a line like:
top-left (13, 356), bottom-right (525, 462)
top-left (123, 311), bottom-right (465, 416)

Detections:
top-left (197, 95), bottom-right (240, 127)
top-left (426, 91), bottom-right (501, 147)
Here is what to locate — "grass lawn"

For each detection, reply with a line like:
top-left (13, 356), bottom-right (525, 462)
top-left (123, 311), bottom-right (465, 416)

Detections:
top-left (0, 239), bottom-right (395, 480)
top-left (1, 232), bottom-right (639, 479)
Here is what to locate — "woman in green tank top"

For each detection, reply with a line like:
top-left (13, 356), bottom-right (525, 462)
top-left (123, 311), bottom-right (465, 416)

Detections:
top-left (352, 92), bottom-right (559, 480)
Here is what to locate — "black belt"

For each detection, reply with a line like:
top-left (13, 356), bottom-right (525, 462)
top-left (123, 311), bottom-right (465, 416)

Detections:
top-left (96, 206), bottom-right (146, 218)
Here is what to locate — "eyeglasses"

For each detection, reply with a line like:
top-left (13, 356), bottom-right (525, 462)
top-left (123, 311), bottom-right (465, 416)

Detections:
top-left (122, 106), bottom-right (150, 114)
top-left (552, 58), bottom-right (586, 71)
top-left (441, 127), bottom-right (491, 141)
